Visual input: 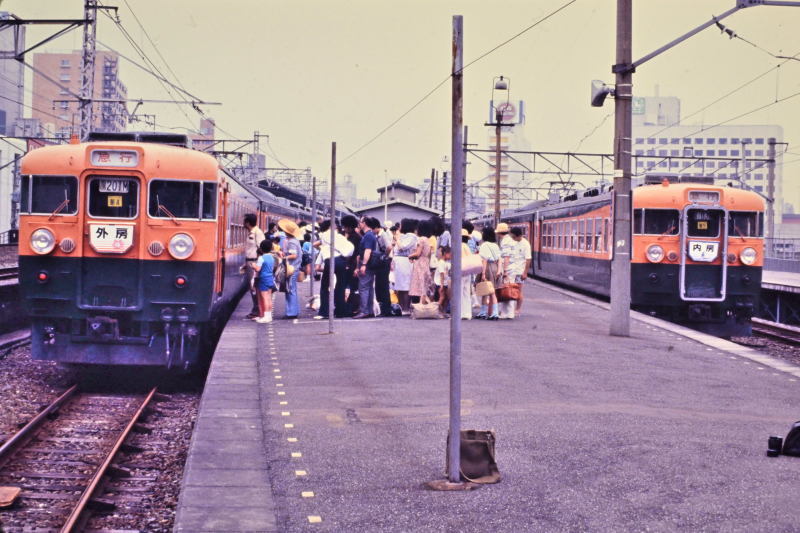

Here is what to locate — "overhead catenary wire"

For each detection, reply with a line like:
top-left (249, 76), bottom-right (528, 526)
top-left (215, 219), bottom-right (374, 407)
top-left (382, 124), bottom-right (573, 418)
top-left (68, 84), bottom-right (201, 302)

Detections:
top-left (335, 0), bottom-right (579, 168)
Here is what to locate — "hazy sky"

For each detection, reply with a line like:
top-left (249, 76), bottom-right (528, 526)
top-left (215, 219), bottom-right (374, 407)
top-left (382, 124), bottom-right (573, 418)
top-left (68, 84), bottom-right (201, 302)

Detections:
top-left (5, 0), bottom-right (800, 201)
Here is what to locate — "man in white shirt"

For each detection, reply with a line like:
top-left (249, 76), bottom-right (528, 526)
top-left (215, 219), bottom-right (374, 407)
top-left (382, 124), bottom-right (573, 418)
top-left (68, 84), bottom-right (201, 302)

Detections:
top-left (508, 227), bottom-right (532, 314)
top-left (313, 220), bottom-right (354, 318)
top-left (244, 214), bottom-right (266, 319)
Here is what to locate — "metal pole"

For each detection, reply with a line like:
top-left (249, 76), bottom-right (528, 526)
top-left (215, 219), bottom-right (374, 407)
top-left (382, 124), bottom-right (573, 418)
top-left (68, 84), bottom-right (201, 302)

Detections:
top-left (310, 175), bottom-right (317, 300)
top-left (447, 14), bottom-right (464, 485)
top-left (767, 138), bottom-right (776, 240)
top-left (494, 117), bottom-right (501, 226)
top-left (609, 0), bottom-right (632, 337)
top-left (384, 169), bottom-right (388, 224)
top-left (329, 143), bottom-right (336, 334)
top-left (429, 169), bottom-right (435, 208)
top-left (79, 0), bottom-right (97, 140)
top-left (442, 171), bottom-right (448, 218)
top-left (11, 154), bottom-right (21, 230)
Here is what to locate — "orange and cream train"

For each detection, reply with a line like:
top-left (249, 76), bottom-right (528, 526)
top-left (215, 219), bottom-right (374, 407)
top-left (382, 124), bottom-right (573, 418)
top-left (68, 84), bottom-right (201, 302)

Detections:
top-left (503, 177), bottom-right (764, 337)
top-left (18, 132), bottom-right (307, 370)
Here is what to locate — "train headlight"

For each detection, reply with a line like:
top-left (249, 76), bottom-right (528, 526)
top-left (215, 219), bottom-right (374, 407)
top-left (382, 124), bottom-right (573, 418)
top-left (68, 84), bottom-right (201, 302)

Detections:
top-left (740, 247), bottom-right (757, 266)
top-left (646, 244), bottom-right (664, 263)
top-left (30, 228), bottom-right (56, 255)
top-left (168, 233), bottom-right (195, 260)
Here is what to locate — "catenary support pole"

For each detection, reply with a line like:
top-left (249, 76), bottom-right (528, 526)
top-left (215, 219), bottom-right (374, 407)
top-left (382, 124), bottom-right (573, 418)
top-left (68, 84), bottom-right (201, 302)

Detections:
top-left (609, 0), bottom-right (632, 337)
top-left (767, 138), bottom-right (776, 240)
top-left (310, 175), bottom-right (316, 300)
top-left (329, 143), bottom-right (336, 334)
top-left (494, 116), bottom-right (502, 226)
top-left (447, 14), bottom-right (464, 485)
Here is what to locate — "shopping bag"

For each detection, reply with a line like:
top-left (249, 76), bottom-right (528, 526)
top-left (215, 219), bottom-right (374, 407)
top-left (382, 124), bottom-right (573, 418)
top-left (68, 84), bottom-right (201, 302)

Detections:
top-left (496, 283), bottom-right (521, 302)
top-left (446, 429), bottom-right (501, 484)
top-left (475, 280), bottom-right (495, 297)
top-left (410, 302), bottom-right (442, 319)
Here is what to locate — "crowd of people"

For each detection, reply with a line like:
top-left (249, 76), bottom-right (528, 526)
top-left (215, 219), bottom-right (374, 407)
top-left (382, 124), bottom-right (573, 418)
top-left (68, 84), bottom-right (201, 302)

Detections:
top-left (242, 213), bottom-right (532, 323)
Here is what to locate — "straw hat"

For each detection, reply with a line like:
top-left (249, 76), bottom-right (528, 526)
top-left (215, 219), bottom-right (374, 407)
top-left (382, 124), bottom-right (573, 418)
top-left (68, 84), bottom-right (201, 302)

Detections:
top-left (277, 218), bottom-right (303, 239)
top-left (495, 222), bottom-right (510, 234)
top-left (461, 228), bottom-right (470, 237)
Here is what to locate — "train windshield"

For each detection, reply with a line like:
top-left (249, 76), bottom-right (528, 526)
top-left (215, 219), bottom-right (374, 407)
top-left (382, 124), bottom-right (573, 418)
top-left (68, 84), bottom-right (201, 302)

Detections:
top-left (633, 208), bottom-right (679, 235)
top-left (728, 211), bottom-right (763, 238)
top-left (148, 180), bottom-right (217, 220)
top-left (686, 208), bottom-right (722, 238)
top-left (21, 175), bottom-right (78, 215)
top-left (88, 176), bottom-right (139, 219)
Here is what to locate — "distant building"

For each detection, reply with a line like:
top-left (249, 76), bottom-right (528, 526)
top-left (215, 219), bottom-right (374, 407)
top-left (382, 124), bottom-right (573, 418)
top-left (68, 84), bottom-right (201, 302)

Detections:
top-left (354, 182), bottom-right (440, 224)
top-left (31, 50), bottom-right (127, 138)
top-left (0, 12), bottom-right (25, 136)
top-left (378, 182), bottom-right (418, 203)
top-left (631, 95), bottom-right (788, 230)
top-left (190, 117), bottom-right (216, 152)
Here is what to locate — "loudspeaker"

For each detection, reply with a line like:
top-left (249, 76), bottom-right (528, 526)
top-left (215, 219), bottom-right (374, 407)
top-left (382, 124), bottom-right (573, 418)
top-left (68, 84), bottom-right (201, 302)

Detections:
top-left (591, 80), bottom-right (614, 107)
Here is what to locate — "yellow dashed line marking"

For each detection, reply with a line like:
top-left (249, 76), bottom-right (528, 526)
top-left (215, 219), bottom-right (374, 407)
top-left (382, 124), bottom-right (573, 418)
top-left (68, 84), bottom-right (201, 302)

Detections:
top-left (301, 491), bottom-right (315, 498)
top-left (281, 411), bottom-right (291, 416)
top-left (271, 357), bottom-right (278, 360)
top-left (308, 515), bottom-right (322, 523)
top-left (287, 437), bottom-right (298, 442)
top-left (278, 391), bottom-right (286, 396)
top-left (276, 383), bottom-right (284, 387)
top-left (280, 401), bottom-right (288, 405)
top-left (291, 452), bottom-right (302, 458)
top-left (275, 375), bottom-right (282, 379)
top-left (295, 470), bottom-right (307, 476)
top-left (284, 423), bottom-right (294, 429)
top-left (791, 379), bottom-right (797, 382)
top-left (757, 367), bottom-right (765, 370)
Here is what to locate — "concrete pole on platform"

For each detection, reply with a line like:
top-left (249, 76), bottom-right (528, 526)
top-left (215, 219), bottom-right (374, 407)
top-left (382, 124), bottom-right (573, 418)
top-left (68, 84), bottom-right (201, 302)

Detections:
top-left (310, 175), bottom-right (316, 300)
top-left (609, 0), bottom-right (632, 337)
top-left (447, 14), bottom-right (464, 485)
top-left (767, 138), bottom-right (776, 240)
top-left (329, 143), bottom-right (336, 334)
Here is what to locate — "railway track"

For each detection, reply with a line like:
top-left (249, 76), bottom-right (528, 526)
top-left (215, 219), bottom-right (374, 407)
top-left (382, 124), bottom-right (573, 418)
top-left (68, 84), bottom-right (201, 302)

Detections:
top-left (0, 385), bottom-right (157, 532)
top-left (751, 317), bottom-right (800, 345)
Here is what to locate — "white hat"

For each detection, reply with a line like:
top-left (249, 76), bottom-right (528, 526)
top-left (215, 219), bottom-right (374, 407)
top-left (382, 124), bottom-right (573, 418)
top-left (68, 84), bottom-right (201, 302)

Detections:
top-left (384, 219), bottom-right (393, 229)
top-left (471, 230), bottom-right (482, 242)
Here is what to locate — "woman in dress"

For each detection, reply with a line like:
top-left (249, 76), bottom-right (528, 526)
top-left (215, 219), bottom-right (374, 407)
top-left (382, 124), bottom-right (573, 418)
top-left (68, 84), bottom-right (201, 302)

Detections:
top-left (408, 219), bottom-right (433, 304)
top-left (392, 218), bottom-right (418, 313)
top-left (477, 226), bottom-right (503, 320)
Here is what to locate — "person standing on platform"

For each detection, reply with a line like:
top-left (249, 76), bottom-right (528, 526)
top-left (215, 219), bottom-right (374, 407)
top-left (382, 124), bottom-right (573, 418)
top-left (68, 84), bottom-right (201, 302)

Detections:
top-left (509, 226), bottom-right (532, 315)
top-left (354, 217), bottom-right (380, 318)
top-left (278, 219), bottom-right (304, 319)
top-left (460, 228), bottom-right (474, 320)
top-left (374, 220), bottom-right (394, 317)
top-left (243, 214), bottom-right (266, 319)
top-left (392, 218), bottom-right (418, 314)
top-left (478, 226), bottom-right (502, 320)
top-left (341, 215), bottom-right (362, 316)
top-left (409, 219), bottom-right (433, 304)
top-left (314, 220), bottom-right (353, 319)
top-left (253, 240), bottom-right (276, 323)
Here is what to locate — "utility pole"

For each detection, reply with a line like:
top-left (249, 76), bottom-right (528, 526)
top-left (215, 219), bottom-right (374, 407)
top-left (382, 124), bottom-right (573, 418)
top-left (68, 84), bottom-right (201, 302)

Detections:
top-left (310, 175), bottom-right (316, 300)
top-left (609, 0), bottom-right (632, 337)
top-left (494, 116), bottom-right (502, 226)
top-left (79, 0), bottom-right (98, 140)
top-left (11, 154), bottom-right (21, 231)
top-left (328, 142), bottom-right (336, 334)
top-left (442, 171), bottom-right (448, 218)
top-left (767, 138), bottom-right (776, 240)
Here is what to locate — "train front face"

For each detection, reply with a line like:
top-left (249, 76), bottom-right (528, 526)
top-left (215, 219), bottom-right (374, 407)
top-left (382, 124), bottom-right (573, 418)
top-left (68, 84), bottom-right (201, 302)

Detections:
top-left (18, 141), bottom-right (222, 369)
top-left (631, 183), bottom-right (764, 336)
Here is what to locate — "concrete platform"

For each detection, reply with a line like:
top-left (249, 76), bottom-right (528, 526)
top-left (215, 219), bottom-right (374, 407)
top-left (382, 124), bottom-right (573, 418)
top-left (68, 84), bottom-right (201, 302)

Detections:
top-left (762, 269), bottom-right (800, 294)
top-left (175, 279), bottom-right (800, 532)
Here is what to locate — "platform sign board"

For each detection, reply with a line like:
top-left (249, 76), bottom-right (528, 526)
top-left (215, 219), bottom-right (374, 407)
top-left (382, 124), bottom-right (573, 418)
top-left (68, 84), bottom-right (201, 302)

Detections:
top-left (89, 223), bottom-right (135, 254)
top-left (632, 97), bottom-right (645, 115)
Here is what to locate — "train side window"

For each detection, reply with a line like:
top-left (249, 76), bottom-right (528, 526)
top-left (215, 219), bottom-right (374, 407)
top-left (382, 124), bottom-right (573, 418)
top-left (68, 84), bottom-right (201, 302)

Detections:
top-left (578, 219), bottom-right (585, 251)
top-left (201, 183), bottom-right (217, 220)
top-left (643, 209), bottom-right (679, 235)
top-left (603, 218), bottom-right (610, 252)
top-left (594, 217), bottom-right (602, 252)
top-left (687, 208), bottom-right (721, 237)
top-left (556, 221), bottom-right (562, 249)
top-left (25, 175), bottom-right (79, 215)
top-left (571, 220), bottom-right (577, 250)
top-left (88, 176), bottom-right (139, 219)
top-left (728, 211), bottom-right (763, 237)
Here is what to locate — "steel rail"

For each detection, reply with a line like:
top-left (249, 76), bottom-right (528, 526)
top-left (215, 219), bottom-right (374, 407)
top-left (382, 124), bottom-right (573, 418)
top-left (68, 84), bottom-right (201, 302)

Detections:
top-left (0, 384), bottom-right (78, 466)
top-left (60, 386), bottom-right (158, 533)
top-left (751, 317), bottom-right (800, 344)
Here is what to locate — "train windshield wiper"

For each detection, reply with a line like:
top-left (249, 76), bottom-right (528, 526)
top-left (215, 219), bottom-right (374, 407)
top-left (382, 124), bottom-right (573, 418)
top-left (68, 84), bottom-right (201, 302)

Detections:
top-left (156, 195), bottom-right (181, 226)
top-left (48, 190), bottom-right (70, 220)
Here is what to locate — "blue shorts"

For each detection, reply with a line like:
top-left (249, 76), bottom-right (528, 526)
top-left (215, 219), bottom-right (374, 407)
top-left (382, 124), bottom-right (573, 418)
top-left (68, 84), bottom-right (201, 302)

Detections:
top-left (258, 278), bottom-right (276, 292)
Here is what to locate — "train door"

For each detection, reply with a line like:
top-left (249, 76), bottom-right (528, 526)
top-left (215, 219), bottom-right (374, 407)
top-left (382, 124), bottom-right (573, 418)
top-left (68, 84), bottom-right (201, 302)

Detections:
top-left (80, 173), bottom-right (142, 310)
top-left (215, 182), bottom-right (229, 295)
top-left (679, 207), bottom-right (728, 301)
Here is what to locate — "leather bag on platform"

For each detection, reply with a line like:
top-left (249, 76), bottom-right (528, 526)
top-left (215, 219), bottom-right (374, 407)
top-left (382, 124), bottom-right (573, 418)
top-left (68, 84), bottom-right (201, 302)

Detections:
top-left (475, 280), bottom-right (495, 297)
top-left (783, 421), bottom-right (800, 456)
top-left (446, 429), bottom-right (501, 484)
top-left (410, 302), bottom-right (442, 319)
top-left (496, 283), bottom-right (521, 302)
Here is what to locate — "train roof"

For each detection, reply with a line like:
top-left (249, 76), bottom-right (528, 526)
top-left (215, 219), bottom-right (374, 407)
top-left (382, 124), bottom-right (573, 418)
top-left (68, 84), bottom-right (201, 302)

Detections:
top-left (21, 139), bottom-right (219, 179)
top-left (634, 182), bottom-right (765, 211)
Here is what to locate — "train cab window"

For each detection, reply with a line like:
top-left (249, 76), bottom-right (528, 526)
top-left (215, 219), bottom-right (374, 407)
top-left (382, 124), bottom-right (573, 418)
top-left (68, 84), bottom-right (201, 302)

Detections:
top-left (149, 180), bottom-right (216, 220)
top-left (728, 211), bottom-right (763, 238)
top-left (634, 209), bottom-right (679, 235)
top-left (21, 175), bottom-right (78, 215)
top-left (87, 176), bottom-right (139, 219)
top-left (687, 209), bottom-right (721, 237)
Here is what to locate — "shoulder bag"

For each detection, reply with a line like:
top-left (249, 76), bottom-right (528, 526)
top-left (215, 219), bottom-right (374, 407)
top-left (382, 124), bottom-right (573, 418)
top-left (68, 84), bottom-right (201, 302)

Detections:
top-left (446, 429), bottom-right (501, 484)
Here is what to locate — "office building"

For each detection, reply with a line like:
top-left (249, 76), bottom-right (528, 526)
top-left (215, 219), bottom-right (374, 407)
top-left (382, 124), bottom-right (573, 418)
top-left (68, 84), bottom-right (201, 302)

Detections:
top-left (0, 12), bottom-right (25, 135)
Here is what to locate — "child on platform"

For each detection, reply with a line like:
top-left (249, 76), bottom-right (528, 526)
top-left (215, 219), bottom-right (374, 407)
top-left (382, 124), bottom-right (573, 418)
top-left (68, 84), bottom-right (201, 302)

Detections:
top-left (253, 240), bottom-right (276, 323)
top-left (436, 246), bottom-right (452, 315)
